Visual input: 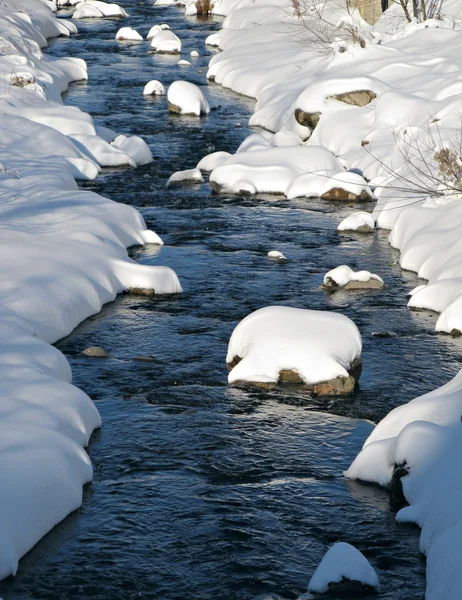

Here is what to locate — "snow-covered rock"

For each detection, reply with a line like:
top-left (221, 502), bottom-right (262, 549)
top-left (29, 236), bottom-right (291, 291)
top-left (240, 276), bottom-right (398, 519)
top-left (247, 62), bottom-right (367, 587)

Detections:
top-left (197, 151), bottom-right (231, 172)
top-left (308, 542), bottom-right (380, 595)
top-left (115, 27), bottom-right (143, 41)
top-left (167, 81), bottom-right (210, 116)
top-left (166, 168), bottom-right (204, 188)
top-left (111, 134), bottom-right (153, 166)
top-left (322, 265), bottom-right (384, 290)
top-left (146, 24), bottom-right (170, 39)
top-left (226, 306), bottom-right (362, 395)
top-left (73, 1), bottom-right (127, 18)
top-left (337, 212), bottom-right (375, 233)
top-left (150, 29), bottom-right (182, 54)
top-left (177, 59), bottom-right (191, 66)
top-left (143, 80), bottom-right (166, 96)
top-left (268, 250), bottom-right (287, 261)
top-left (190, 50), bottom-right (199, 57)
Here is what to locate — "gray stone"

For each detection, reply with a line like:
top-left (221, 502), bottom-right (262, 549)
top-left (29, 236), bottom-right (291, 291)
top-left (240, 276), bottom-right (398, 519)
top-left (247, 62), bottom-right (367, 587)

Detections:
top-left (322, 278), bottom-right (384, 291)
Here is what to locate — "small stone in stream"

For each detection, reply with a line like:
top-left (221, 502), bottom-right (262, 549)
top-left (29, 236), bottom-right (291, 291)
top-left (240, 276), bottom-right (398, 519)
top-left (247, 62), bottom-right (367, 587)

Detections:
top-left (133, 356), bottom-right (157, 362)
top-left (372, 331), bottom-right (397, 338)
top-left (82, 346), bottom-right (111, 358)
top-left (126, 287), bottom-right (155, 296)
top-left (235, 123), bottom-right (243, 128)
top-left (450, 328), bottom-right (462, 337)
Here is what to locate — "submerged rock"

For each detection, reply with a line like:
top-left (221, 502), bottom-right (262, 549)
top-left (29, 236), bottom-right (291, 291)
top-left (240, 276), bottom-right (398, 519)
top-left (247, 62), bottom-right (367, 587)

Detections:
top-left (81, 346), bottom-right (111, 358)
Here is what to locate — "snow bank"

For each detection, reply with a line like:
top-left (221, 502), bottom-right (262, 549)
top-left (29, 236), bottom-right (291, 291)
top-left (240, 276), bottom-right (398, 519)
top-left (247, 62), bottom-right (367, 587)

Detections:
top-left (167, 81), bottom-right (210, 116)
top-left (226, 306), bottom-right (362, 392)
top-left (346, 370), bottom-right (462, 600)
top-left (308, 542), bottom-right (379, 594)
top-left (0, 0), bottom-right (181, 580)
top-left (150, 29), bottom-right (182, 53)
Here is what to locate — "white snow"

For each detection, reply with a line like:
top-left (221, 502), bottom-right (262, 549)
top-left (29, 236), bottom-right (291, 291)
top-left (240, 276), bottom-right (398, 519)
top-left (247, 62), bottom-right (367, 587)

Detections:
top-left (308, 542), bottom-right (380, 594)
top-left (337, 211), bottom-right (375, 232)
top-left (197, 151), bottom-right (231, 171)
top-left (345, 370), bottom-right (462, 600)
top-left (112, 134), bottom-right (153, 166)
top-left (115, 27), bottom-right (143, 41)
top-left (268, 250), bottom-right (287, 260)
top-left (177, 59), bottom-right (191, 66)
top-left (0, 0), bottom-right (181, 580)
top-left (143, 80), bottom-right (166, 96)
top-left (226, 306), bottom-right (362, 385)
top-left (166, 168), bottom-right (204, 187)
top-left (73, 1), bottom-right (128, 18)
top-left (190, 50), bottom-right (199, 57)
top-left (150, 29), bottom-right (182, 53)
top-left (146, 24), bottom-right (170, 40)
top-left (167, 80), bottom-right (210, 116)
top-left (324, 265), bottom-right (383, 286)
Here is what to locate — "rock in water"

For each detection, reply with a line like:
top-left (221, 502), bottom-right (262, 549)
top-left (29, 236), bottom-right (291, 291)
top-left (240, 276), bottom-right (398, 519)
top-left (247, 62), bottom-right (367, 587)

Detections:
top-left (308, 542), bottom-right (379, 595)
top-left (82, 346), bottom-right (111, 358)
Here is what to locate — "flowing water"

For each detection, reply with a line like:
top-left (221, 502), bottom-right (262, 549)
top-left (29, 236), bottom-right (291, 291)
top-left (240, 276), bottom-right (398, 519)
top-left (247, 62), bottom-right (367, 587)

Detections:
top-left (2, 2), bottom-right (462, 598)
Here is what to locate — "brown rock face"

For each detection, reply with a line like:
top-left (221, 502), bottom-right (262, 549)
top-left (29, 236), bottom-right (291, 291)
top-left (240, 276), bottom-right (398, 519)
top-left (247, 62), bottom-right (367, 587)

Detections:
top-left (294, 108), bottom-right (321, 130)
top-left (126, 287), bottom-right (155, 296)
top-left (321, 188), bottom-right (372, 202)
top-left (328, 90), bottom-right (377, 107)
top-left (227, 357), bottom-right (362, 396)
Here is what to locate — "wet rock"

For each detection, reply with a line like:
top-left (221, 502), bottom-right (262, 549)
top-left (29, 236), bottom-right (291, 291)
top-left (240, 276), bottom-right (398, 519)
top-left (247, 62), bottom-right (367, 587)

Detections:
top-left (327, 576), bottom-right (379, 596)
top-left (328, 89), bottom-right (377, 107)
top-left (372, 331), bottom-right (397, 338)
top-left (294, 108), bottom-right (321, 129)
top-left (322, 278), bottom-right (384, 291)
top-left (125, 287), bottom-right (155, 296)
top-left (133, 355), bottom-right (157, 362)
top-left (82, 346), bottom-right (111, 358)
top-left (227, 358), bottom-right (361, 396)
top-left (450, 328), bottom-right (461, 337)
top-left (321, 188), bottom-right (372, 202)
top-left (389, 461), bottom-right (409, 511)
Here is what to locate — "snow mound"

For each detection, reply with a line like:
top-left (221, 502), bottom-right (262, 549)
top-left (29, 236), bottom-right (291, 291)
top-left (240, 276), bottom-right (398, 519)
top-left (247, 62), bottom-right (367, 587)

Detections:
top-left (146, 24), bottom-right (170, 39)
top-left (197, 151), bottom-right (231, 172)
top-left (323, 265), bottom-right (384, 289)
top-left (268, 250), bottom-right (287, 261)
top-left (143, 80), bottom-right (166, 96)
top-left (73, 1), bottom-right (127, 18)
top-left (337, 212), bottom-right (375, 233)
top-left (69, 134), bottom-right (136, 167)
top-left (115, 27), bottom-right (143, 41)
top-left (112, 134), bottom-right (153, 166)
top-left (166, 168), bottom-right (204, 188)
top-left (150, 29), bottom-right (181, 53)
top-left (167, 81), bottom-right (210, 116)
top-left (190, 50), bottom-right (199, 57)
top-left (177, 59), bottom-right (191, 66)
top-left (226, 306), bottom-right (362, 391)
top-left (209, 144), bottom-right (370, 198)
top-left (308, 542), bottom-right (380, 594)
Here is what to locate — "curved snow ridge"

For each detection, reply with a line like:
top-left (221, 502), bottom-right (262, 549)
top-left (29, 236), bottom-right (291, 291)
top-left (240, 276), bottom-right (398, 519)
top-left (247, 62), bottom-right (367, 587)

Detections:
top-left (226, 306), bottom-right (362, 385)
top-left (0, 0), bottom-right (181, 580)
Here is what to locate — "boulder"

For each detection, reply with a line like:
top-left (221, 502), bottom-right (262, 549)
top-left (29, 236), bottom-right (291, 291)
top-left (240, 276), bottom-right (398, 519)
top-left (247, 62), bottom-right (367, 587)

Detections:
top-left (126, 287), bottom-right (155, 296)
top-left (294, 108), bottom-right (321, 129)
top-left (321, 188), bottom-right (372, 202)
top-left (328, 89), bottom-right (377, 107)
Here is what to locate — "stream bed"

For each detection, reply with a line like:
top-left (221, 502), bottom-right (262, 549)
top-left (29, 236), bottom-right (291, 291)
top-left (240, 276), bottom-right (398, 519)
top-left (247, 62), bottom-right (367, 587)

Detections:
top-left (2, 2), bottom-right (462, 598)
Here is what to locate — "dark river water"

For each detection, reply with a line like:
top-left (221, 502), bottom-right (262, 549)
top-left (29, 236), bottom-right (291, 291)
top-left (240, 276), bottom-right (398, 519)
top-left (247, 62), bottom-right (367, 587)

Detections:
top-left (2, 1), bottom-right (462, 598)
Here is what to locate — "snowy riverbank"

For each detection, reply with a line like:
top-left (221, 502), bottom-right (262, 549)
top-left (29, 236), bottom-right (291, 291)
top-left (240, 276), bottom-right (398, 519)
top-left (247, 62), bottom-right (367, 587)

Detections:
top-left (0, 0), bottom-right (180, 579)
top-left (192, 0), bottom-right (462, 597)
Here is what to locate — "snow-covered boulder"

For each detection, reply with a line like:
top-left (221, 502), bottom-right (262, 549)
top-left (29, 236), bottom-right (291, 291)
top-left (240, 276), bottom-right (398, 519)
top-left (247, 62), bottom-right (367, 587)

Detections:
top-left (146, 24), bottom-right (170, 39)
top-left (69, 134), bottom-right (136, 167)
top-left (177, 59), bottom-right (191, 67)
top-left (115, 27), bottom-right (143, 41)
top-left (226, 306), bottom-right (362, 396)
top-left (337, 211), bottom-right (375, 233)
top-left (73, 1), bottom-right (127, 18)
top-left (268, 250), bottom-right (287, 261)
top-left (190, 50), bottom-right (199, 57)
top-left (322, 265), bottom-right (384, 291)
top-left (166, 168), bottom-right (204, 188)
top-left (308, 542), bottom-right (380, 595)
top-left (143, 80), bottom-right (165, 96)
top-left (111, 135), bottom-right (153, 166)
top-left (197, 151), bottom-right (231, 172)
top-left (167, 81), bottom-right (210, 116)
top-left (150, 29), bottom-right (181, 54)
top-left (209, 145), bottom-right (371, 198)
